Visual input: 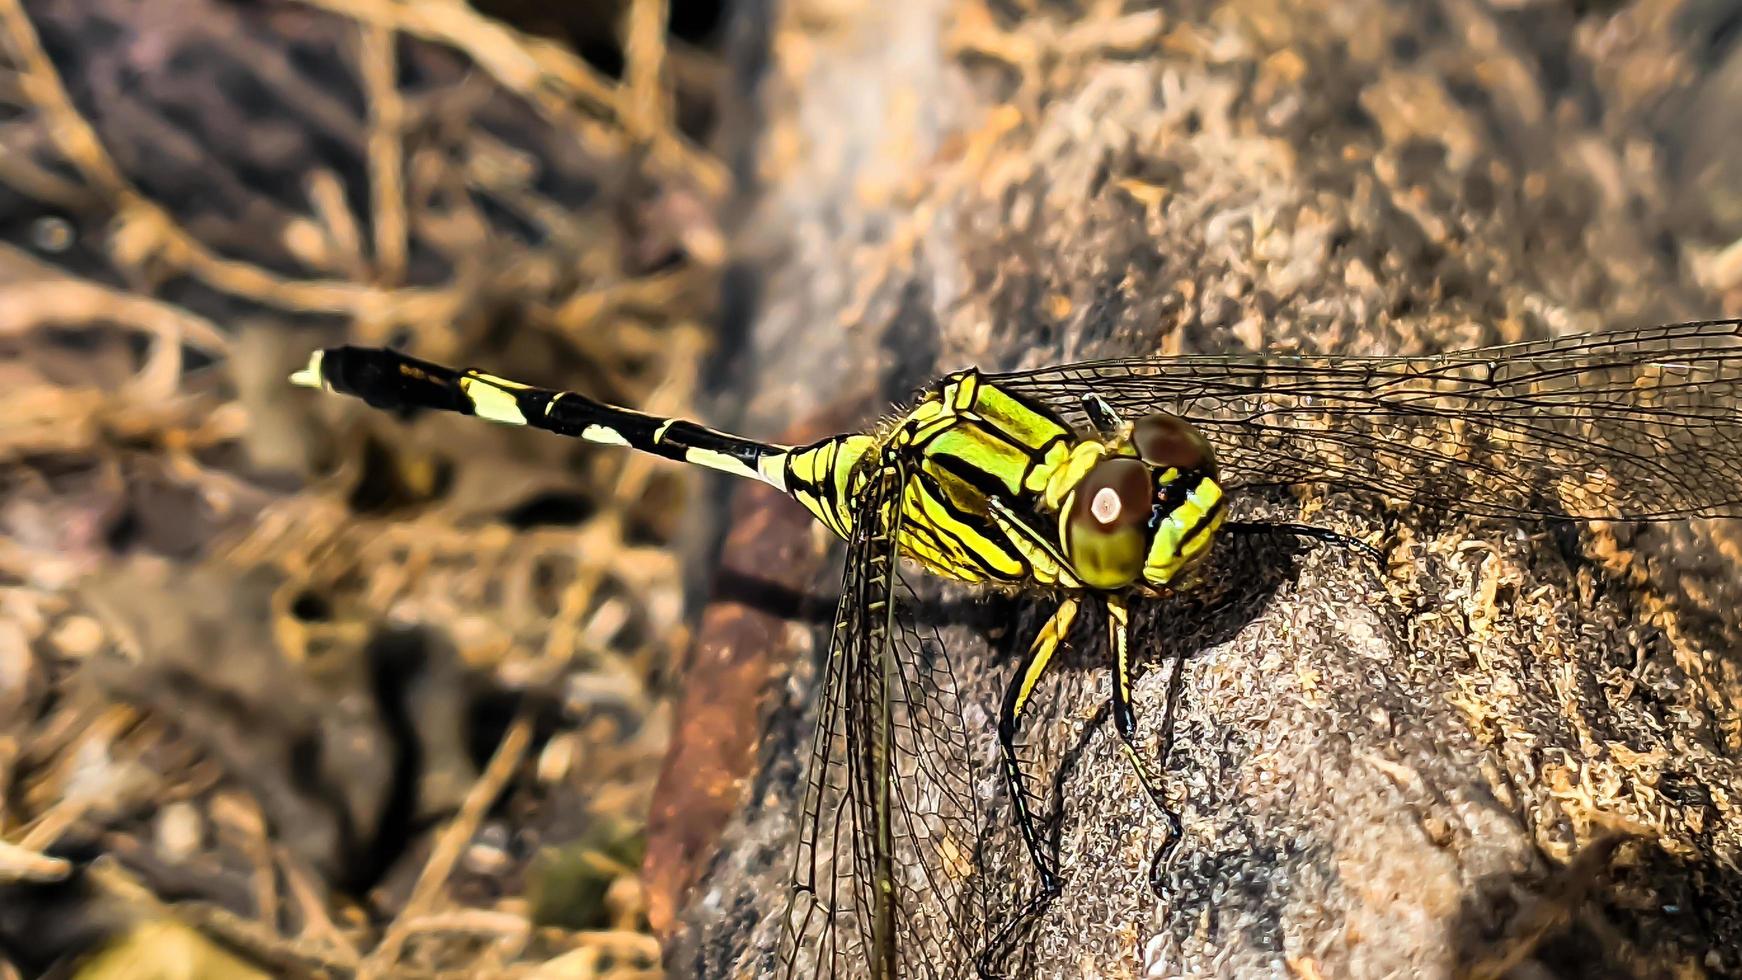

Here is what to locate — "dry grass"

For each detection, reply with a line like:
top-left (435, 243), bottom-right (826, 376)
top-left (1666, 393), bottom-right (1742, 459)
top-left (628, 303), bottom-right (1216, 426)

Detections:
top-left (0, 0), bottom-right (723, 974)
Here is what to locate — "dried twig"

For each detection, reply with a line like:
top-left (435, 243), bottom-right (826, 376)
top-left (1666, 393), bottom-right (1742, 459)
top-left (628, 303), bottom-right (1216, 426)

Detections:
top-left (276, 845), bottom-right (363, 965)
top-left (295, 0), bottom-right (727, 196)
top-left (177, 899), bottom-right (362, 976)
top-left (304, 168), bottom-right (371, 279)
top-left (0, 301), bottom-right (209, 404)
top-left (359, 20), bottom-right (408, 286)
top-left (0, 125), bottom-right (97, 209)
top-left (623, 0), bottom-right (670, 138)
top-left (0, 0), bottom-right (459, 321)
top-left (0, 838), bottom-right (71, 883)
top-left (359, 711), bottom-right (536, 977)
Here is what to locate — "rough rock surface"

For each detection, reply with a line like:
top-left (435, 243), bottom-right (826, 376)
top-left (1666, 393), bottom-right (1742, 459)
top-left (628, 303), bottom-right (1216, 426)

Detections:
top-left (657, 0), bottom-right (1742, 976)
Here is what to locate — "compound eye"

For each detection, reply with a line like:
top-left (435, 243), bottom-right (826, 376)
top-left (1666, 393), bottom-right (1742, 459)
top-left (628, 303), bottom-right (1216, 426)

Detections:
top-left (1132, 412), bottom-right (1216, 476)
top-left (1063, 457), bottom-right (1151, 589)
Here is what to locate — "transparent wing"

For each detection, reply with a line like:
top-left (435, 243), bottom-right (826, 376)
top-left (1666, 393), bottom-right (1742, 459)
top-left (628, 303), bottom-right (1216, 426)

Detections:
top-left (881, 577), bottom-right (988, 979)
top-left (991, 319), bottom-right (1742, 520)
top-left (781, 457), bottom-right (890, 977)
top-left (782, 455), bottom-right (987, 979)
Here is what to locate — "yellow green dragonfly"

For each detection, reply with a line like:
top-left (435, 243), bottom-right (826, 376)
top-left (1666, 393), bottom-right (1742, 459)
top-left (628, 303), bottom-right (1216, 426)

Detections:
top-left (292, 320), bottom-right (1742, 978)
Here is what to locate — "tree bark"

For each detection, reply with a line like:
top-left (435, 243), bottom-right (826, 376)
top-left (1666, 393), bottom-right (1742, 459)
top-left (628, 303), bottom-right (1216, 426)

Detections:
top-left (654, 0), bottom-right (1742, 975)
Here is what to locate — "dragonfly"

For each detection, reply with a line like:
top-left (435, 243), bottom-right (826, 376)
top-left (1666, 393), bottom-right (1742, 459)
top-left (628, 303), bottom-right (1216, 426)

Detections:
top-left (291, 319), bottom-right (1742, 978)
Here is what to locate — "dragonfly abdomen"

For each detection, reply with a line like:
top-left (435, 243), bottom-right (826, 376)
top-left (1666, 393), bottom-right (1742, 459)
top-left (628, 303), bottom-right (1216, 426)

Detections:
top-left (296, 346), bottom-right (795, 489)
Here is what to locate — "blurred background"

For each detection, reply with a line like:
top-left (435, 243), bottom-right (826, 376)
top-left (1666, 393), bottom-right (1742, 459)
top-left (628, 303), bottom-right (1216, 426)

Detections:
top-left (2, 0), bottom-right (1741, 977)
top-left (0, 0), bottom-right (728, 975)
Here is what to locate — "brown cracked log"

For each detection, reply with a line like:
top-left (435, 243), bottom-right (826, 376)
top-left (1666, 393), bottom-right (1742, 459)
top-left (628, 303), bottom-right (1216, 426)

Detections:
top-left (652, 0), bottom-right (1742, 976)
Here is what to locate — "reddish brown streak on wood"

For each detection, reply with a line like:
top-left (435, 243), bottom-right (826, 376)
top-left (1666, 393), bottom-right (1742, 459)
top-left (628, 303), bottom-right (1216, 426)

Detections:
top-left (642, 475), bottom-right (829, 935)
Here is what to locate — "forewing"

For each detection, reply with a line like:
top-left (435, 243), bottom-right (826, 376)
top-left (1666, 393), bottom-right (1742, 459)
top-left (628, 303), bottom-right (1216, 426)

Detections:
top-left (991, 319), bottom-right (1742, 520)
top-left (782, 455), bottom-right (987, 979)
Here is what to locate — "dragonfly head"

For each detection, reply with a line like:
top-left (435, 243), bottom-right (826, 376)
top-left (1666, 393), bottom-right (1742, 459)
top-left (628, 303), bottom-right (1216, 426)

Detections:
top-left (1060, 412), bottom-right (1225, 590)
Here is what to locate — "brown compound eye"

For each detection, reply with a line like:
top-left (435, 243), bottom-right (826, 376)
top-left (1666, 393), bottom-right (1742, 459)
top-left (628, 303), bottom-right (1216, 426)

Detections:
top-left (1132, 412), bottom-right (1216, 476)
top-left (1062, 457), bottom-right (1151, 589)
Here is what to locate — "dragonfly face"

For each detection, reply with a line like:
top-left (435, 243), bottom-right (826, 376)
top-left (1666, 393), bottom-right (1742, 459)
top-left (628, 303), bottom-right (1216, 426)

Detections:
top-left (1058, 412), bottom-right (1227, 591)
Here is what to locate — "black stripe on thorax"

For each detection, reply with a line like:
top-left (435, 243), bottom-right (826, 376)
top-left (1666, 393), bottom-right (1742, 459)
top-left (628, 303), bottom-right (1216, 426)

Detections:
top-left (909, 426), bottom-right (1065, 510)
top-left (1180, 493), bottom-right (1226, 548)
top-left (906, 469), bottom-right (1030, 581)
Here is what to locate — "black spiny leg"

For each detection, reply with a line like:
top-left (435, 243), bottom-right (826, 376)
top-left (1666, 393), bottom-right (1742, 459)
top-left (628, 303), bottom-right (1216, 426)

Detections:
top-left (1223, 520), bottom-right (1384, 564)
top-left (1152, 640), bottom-right (1191, 895)
top-left (1104, 595), bottom-right (1186, 897)
top-left (979, 597), bottom-right (1079, 978)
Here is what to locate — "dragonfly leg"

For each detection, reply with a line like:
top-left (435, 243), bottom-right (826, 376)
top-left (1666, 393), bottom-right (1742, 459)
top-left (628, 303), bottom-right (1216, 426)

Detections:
top-left (1105, 595), bottom-right (1186, 898)
top-left (1223, 519), bottom-right (1383, 565)
top-left (978, 596), bottom-right (1079, 977)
